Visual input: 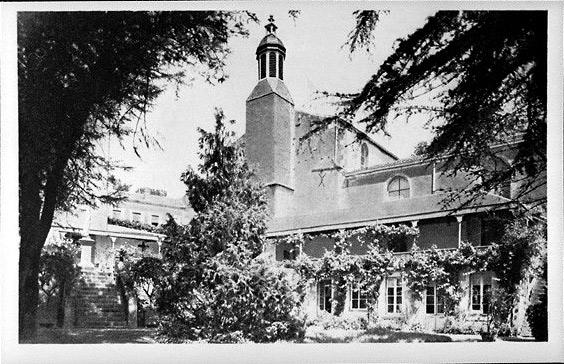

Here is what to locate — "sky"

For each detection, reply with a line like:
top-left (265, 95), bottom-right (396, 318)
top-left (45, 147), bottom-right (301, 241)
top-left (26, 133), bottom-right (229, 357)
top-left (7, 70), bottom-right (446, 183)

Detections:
top-left (103, 5), bottom-right (439, 198)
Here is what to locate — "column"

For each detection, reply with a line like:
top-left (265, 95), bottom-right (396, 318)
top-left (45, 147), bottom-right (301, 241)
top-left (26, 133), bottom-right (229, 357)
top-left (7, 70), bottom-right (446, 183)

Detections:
top-left (411, 220), bottom-right (419, 249)
top-left (456, 216), bottom-right (463, 248)
top-left (79, 236), bottom-right (95, 267)
top-left (157, 238), bottom-right (163, 257)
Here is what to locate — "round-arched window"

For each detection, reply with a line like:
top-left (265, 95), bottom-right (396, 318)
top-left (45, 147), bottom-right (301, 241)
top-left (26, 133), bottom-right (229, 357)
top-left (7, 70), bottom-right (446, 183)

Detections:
top-left (388, 176), bottom-right (410, 200)
top-left (360, 143), bottom-right (369, 169)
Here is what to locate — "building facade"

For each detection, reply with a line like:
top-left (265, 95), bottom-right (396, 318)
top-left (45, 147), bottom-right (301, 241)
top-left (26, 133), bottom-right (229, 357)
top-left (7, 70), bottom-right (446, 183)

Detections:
top-left (246, 18), bottom-right (543, 332)
top-left (39, 188), bottom-right (193, 328)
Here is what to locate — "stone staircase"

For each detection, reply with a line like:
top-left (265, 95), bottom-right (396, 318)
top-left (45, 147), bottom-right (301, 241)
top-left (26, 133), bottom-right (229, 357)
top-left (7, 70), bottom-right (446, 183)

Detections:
top-left (74, 268), bottom-right (127, 328)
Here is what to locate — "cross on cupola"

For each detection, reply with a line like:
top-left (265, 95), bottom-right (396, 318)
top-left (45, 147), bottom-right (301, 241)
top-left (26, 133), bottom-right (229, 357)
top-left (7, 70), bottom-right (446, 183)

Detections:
top-left (265, 15), bottom-right (278, 34)
top-left (256, 15), bottom-right (286, 80)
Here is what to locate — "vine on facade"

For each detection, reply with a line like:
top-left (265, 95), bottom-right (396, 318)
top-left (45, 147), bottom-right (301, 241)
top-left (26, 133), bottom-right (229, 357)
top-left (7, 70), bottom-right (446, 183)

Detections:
top-left (282, 214), bottom-right (546, 334)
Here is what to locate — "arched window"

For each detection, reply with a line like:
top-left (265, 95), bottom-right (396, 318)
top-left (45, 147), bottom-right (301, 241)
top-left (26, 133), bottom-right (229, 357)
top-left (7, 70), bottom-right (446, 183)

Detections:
top-left (360, 143), bottom-right (369, 169)
top-left (388, 176), bottom-right (410, 200)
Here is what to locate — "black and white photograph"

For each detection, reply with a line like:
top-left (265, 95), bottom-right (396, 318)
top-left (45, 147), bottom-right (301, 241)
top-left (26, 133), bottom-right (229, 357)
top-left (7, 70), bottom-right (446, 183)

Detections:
top-left (1, 1), bottom-right (563, 363)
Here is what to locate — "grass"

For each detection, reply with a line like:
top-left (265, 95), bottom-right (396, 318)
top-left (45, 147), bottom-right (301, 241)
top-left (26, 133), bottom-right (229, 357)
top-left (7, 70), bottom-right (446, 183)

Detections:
top-left (30, 327), bottom-right (158, 344)
top-left (30, 326), bottom-right (541, 344)
top-left (304, 326), bottom-right (481, 343)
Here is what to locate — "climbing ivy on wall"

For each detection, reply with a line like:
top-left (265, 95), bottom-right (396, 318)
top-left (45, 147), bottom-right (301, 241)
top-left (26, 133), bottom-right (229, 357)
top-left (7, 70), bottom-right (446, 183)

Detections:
top-left (282, 212), bottom-right (546, 332)
top-left (108, 217), bottom-right (163, 234)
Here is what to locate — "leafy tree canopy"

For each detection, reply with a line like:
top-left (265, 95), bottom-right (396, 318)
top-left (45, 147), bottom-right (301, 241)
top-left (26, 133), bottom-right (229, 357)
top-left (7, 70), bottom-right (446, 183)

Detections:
top-left (18, 11), bottom-right (255, 341)
top-left (340, 10), bottom-right (546, 208)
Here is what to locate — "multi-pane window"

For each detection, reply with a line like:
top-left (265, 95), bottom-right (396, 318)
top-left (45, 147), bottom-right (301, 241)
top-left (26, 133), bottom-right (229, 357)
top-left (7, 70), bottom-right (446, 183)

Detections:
top-left (386, 277), bottom-right (403, 314)
top-left (278, 54), bottom-right (284, 79)
top-left (425, 285), bottom-right (445, 314)
top-left (269, 52), bottom-right (276, 77)
top-left (112, 209), bottom-right (121, 220)
top-left (132, 212), bottom-right (142, 223)
top-left (350, 282), bottom-right (368, 310)
top-left (260, 53), bottom-right (267, 79)
top-left (471, 274), bottom-right (492, 314)
top-left (151, 214), bottom-right (159, 227)
top-left (388, 176), bottom-right (410, 200)
top-left (318, 280), bottom-right (333, 313)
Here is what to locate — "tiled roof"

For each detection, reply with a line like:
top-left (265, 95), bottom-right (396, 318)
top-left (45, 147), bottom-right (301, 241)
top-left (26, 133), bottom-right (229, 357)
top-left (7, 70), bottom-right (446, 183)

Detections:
top-left (247, 78), bottom-right (294, 105)
top-left (266, 192), bottom-right (511, 236)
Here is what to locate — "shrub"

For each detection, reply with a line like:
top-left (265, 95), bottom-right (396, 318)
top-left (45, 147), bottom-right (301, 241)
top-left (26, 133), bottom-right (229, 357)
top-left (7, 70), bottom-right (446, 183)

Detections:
top-left (308, 315), bottom-right (368, 330)
top-left (155, 112), bottom-right (306, 343)
top-left (38, 238), bottom-right (80, 327)
top-left (157, 257), bottom-right (306, 343)
top-left (436, 316), bottom-right (482, 335)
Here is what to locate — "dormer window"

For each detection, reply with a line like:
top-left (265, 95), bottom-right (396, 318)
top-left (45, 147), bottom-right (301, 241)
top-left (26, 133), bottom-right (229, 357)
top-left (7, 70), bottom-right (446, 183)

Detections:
top-left (360, 143), bottom-right (369, 169)
top-left (388, 176), bottom-right (410, 200)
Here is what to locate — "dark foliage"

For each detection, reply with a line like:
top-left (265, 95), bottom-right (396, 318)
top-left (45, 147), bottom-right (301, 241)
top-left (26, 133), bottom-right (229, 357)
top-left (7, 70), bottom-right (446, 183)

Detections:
top-left (340, 11), bottom-right (546, 209)
top-left (526, 285), bottom-right (548, 341)
top-left (18, 10), bottom-right (254, 340)
top-left (156, 111), bottom-right (306, 343)
top-left (38, 240), bottom-right (81, 327)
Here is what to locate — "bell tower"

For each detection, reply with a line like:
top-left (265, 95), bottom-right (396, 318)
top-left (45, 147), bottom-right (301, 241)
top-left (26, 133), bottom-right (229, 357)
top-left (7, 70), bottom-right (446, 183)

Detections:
top-left (246, 16), bottom-right (295, 216)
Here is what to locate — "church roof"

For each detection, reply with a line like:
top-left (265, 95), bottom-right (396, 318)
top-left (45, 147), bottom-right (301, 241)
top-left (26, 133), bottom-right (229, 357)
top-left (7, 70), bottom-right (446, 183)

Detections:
top-left (247, 77), bottom-right (294, 105)
top-left (257, 33), bottom-right (286, 53)
top-left (266, 192), bottom-right (512, 236)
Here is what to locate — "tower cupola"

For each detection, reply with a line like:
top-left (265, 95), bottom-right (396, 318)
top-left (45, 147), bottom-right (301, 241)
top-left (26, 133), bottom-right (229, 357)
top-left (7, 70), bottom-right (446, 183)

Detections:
top-left (256, 15), bottom-right (286, 80)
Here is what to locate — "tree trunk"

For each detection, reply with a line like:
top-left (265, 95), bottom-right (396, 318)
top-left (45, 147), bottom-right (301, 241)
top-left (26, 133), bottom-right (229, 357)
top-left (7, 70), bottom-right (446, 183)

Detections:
top-left (19, 147), bottom-right (69, 340)
top-left (19, 173), bottom-right (44, 342)
top-left (19, 237), bottom-right (42, 342)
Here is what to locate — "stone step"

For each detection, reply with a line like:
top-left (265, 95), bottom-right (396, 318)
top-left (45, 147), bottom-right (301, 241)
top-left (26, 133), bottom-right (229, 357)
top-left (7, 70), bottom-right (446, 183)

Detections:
top-left (78, 305), bottom-right (123, 311)
top-left (84, 321), bottom-right (127, 328)
top-left (82, 313), bottom-right (124, 318)
top-left (77, 290), bottom-right (120, 295)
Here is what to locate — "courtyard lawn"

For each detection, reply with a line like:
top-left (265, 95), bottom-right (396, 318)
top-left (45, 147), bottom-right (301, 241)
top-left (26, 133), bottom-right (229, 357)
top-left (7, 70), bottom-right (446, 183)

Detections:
top-left (30, 326), bottom-right (487, 344)
top-left (304, 326), bottom-right (481, 343)
top-left (31, 328), bottom-right (158, 344)
top-left (30, 326), bottom-right (536, 344)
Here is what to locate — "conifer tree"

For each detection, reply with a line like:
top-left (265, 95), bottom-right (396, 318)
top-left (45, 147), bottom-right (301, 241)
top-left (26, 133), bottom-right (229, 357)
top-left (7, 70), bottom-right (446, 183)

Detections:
top-left (156, 111), bottom-right (305, 343)
top-left (342, 11), bottom-right (546, 208)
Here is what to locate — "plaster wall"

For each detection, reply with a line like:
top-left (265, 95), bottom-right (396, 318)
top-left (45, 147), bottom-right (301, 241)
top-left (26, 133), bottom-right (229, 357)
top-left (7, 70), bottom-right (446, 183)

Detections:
top-left (91, 235), bottom-right (159, 269)
top-left (417, 218), bottom-right (461, 250)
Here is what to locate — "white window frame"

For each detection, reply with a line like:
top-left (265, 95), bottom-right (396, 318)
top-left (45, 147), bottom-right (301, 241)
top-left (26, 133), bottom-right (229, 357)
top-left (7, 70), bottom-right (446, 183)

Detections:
top-left (131, 211), bottom-right (142, 223)
top-left (425, 284), bottom-right (445, 315)
top-left (150, 214), bottom-right (159, 227)
top-left (387, 175), bottom-right (410, 200)
top-left (386, 277), bottom-right (403, 314)
top-left (318, 280), bottom-right (333, 314)
top-left (470, 273), bottom-right (493, 314)
top-left (112, 209), bottom-right (121, 220)
top-left (350, 281), bottom-right (368, 311)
